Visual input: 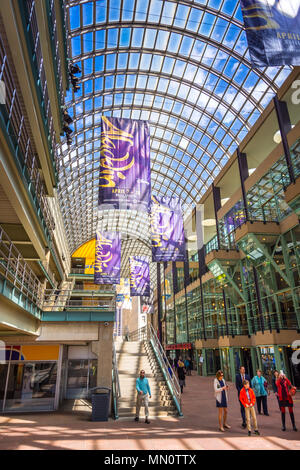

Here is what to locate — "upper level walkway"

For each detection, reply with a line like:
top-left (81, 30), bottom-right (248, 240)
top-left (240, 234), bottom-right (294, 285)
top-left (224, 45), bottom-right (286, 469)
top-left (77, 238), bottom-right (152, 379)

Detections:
top-left (0, 375), bottom-right (299, 451)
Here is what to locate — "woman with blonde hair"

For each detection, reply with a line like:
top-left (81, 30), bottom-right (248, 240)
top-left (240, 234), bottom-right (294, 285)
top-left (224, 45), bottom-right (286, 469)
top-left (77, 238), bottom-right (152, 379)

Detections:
top-left (214, 370), bottom-right (231, 432)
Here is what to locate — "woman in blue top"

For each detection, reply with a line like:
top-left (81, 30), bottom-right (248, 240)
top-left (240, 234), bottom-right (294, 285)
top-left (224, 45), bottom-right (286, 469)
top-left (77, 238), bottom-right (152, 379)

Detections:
top-left (251, 369), bottom-right (269, 416)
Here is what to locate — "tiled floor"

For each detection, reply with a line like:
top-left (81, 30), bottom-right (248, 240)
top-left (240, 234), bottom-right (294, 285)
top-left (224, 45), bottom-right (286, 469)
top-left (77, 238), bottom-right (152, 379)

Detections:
top-left (0, 375), bottom-right (299, 450)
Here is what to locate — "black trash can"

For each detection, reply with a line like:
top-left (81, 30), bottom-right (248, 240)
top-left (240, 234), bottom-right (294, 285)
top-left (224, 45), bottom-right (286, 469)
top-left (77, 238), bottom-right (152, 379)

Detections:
top-left (90, 387), bottom-right (111, 422)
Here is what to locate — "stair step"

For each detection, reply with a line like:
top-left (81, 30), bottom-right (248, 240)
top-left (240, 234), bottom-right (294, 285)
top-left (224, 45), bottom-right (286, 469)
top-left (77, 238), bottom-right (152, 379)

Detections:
top-left (119, 400), bottom-right (174, 406)
top-left (115, 340), bottom-right (177, 417)
top-left (117, 411), bottom-right (178, 418)
top-left (117, 405), bottom-right (176, 413)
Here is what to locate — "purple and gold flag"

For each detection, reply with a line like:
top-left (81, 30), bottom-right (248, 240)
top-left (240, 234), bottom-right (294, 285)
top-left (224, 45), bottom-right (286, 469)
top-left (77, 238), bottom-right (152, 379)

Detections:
top-left (94, 231), bottom-right (121, 284)
top-left (98, 116), bottom-right (151, 211)
top-left (151, 196), bottom-right (186, 262)
top-left (240, 0), bottom-right (300, 66)
top-left (130, 256), bottom-right (150, 297)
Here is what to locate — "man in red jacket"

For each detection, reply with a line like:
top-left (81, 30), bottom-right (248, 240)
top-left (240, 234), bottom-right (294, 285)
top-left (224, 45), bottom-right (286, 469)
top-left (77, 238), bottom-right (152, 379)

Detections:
top-left (239, 380), bottom-right (260, 436)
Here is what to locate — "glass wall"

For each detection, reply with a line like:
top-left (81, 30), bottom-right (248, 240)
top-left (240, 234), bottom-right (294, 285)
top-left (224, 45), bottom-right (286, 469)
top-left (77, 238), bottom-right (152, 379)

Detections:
top-left (165, 300), bottom-right (175, 345)
top-left (220, 348), bottom-right (231, 381)
top-left (259, 346), bottom-right (276, 385)
top-left (175, 295), bottom-right (187, 344)
top-left (177, 265), bottom-right (185, 292)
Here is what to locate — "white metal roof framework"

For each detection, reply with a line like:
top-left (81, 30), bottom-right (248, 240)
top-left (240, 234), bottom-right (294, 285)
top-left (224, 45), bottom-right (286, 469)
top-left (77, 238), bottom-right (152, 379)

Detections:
top-left (57, 0), bottom-right (292, 279)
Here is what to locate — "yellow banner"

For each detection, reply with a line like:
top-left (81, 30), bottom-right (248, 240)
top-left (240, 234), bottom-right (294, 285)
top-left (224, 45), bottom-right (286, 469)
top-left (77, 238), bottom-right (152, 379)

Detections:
top-left (21, 345), bottom-right (60, 361)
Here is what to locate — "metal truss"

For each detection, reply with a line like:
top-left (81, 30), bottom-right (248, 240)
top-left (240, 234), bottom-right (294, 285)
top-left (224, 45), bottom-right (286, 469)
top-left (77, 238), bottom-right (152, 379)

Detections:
top-left (57, 0), bottom-right (293, 274)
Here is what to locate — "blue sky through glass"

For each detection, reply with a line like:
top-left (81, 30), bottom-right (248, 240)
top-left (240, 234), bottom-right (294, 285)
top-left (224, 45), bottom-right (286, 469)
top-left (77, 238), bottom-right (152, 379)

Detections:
top-left (59, 0), bottom-right (292, 255)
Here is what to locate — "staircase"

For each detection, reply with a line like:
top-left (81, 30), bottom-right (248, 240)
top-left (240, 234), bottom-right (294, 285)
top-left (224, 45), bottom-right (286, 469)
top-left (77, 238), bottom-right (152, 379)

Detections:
top-left (115, 338), bottom-right (178, 419)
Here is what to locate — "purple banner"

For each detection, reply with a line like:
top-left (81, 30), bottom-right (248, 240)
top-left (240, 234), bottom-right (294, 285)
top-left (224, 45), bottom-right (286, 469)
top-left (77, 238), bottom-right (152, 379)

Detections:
top-left (94, 231), bottom-right (121, 284)
top-left (98, 116), bottom-right (151, 211)
top-left (240, 0), bottom-right (300, 66)
top-left (150, 196), bottom-right (186, 262)
top-left (130, 256), bottom-right (150, 297)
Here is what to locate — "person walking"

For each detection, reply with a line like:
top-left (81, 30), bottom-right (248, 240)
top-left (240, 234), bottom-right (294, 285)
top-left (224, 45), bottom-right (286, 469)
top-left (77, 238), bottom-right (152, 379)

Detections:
top-left (177, 358), bottom-right (186, 393)
top-left (214, 370), bottom-right (231, 432)
top-left (135, 369), bottom-right (151, 424)
top-left (276, 372), bottom-right (297, 431)
top-left (236, 366), bottom-right (251, 428)
top-left (184, 357), bottom-right (190, 376)
top-left (239, 380), bottom-right (260, 436)
top-left (272, 370), bottom-right (281, 410)
top-left (251, 369), bottom-right (269, 416)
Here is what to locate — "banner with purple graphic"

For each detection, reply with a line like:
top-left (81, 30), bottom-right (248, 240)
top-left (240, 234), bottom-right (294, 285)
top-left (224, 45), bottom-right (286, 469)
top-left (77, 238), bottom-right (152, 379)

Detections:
top-left (94, 231), bottom-right (121, 284)
top-left (151, 196), bottom-right (186, 262)
top-left (240, 0), bottom-right (300, 66)
top-left (130, 256), bottom-right (150, 297)
top-left (98, 116), bottom-right (151, 211)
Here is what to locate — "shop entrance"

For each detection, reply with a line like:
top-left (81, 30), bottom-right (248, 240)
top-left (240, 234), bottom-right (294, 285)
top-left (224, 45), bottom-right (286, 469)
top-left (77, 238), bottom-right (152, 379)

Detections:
top-left (241, 348), bottom-right (254, 378)
top-left (64, 346), bottom-right (97, 400)
top-left (260, 347), bottom-right (276, 385)
top-left (206, 349), bottom-right (221, 375)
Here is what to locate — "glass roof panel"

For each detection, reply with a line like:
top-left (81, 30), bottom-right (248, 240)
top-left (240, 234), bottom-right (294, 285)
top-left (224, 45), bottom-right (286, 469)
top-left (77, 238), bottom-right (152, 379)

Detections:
top-left (59, 0), bottom-right (293, 281)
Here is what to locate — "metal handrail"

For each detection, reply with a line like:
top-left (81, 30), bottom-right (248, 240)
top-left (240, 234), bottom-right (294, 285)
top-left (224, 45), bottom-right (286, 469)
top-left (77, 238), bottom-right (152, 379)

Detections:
top-left (0, 226), bottom-right (44, 307)
top-left (112, 342), bottom-right (121, 420)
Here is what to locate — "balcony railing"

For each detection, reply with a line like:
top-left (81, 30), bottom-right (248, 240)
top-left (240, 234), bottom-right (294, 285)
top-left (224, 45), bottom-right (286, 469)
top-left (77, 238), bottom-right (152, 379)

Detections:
top-left (0, 226), bottom-right (44, 308)
top-left (73, 283), bottom-right (115, 293)
top-left (0, 23), bottom-right (55, 238)
top-left (70, 268), bottom-right (92, 275)
top-left (204, 231), bottom-right (237, 257)
top-left (47, 0), bottom-right (64, 110)
top-left (43, 289), bottom-right (116, 312)
top-left (20, 0), bottom-right (57, 168)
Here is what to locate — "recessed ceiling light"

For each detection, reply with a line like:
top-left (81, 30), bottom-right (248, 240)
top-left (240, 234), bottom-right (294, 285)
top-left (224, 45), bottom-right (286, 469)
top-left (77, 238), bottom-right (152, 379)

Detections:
top-left (273, 130), bottom-right (282, 144)
top-left (274, 125), bottom-right (295, 144)
top-left (221, 198), bottom-right (230, 206)
top-left (202, 219), bottom-right (216, 226)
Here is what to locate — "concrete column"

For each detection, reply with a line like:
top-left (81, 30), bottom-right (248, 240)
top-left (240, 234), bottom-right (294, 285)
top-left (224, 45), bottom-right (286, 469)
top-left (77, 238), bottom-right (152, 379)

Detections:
top-left (92, 322), bottom-right (114, 389)
top-left (250, 347), bottom-right (259, 374)
top-left (256, 347), bottom-right (263, 372)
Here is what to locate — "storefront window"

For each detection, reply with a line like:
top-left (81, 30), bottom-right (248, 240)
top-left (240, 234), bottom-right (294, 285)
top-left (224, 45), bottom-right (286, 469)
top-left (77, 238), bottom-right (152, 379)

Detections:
top-left (206, 349), bottom-right (220, 375)
top-left (89, 359), bottom-right (97, 389)
top-left (0, 364), bottom-right (8, 410)
top-left (66, 359), bottom-right (98, 398)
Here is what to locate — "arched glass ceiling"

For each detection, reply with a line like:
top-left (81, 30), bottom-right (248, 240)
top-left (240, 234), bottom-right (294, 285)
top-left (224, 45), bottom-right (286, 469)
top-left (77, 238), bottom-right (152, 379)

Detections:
top-left (57, 0), bottom-right (292, 256)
